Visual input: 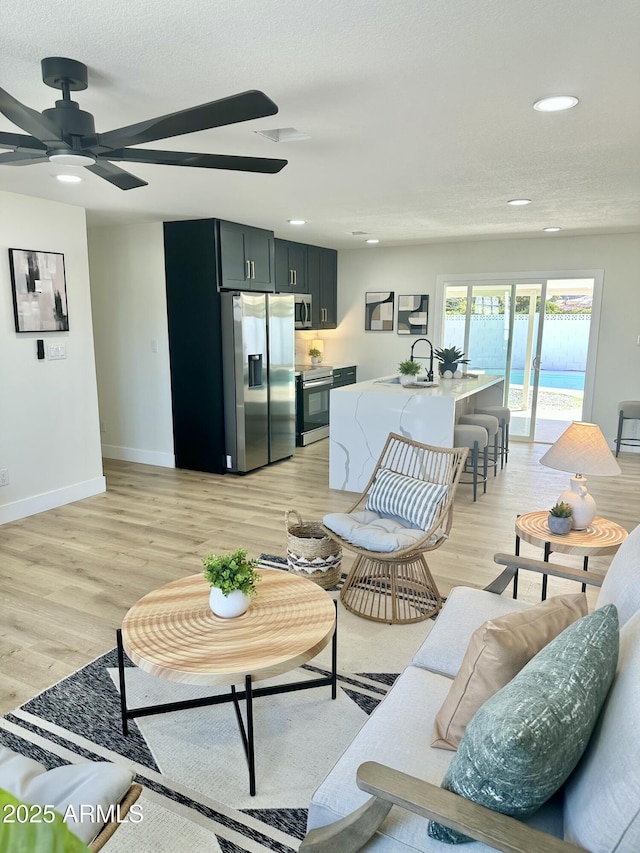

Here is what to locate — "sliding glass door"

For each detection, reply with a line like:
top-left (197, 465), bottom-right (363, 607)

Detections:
top-left (440, 275), bottom-right (597, 443)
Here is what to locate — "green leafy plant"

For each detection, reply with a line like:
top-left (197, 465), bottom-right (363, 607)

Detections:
top-left (549, 501), bottom-right (572, 518)
top-left (203, 548), bottom-right (261, 597)
top-left (434, 346), bottom-right (470, 366)
top-left (308, 347), bottom-right (322, 358)
top-left (0, 787), bottom-right (89, 852)
top-left (398, 359), bottom-right (422, 376)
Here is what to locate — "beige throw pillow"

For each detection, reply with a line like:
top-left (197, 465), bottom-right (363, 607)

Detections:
top-left (431, 592), bottom-right (588, 750)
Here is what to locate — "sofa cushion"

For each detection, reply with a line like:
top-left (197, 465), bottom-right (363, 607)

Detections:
top-left (428, 605), bottom-right (619, 844)
top-left (307, 665), bottom-right (564, 851)
top-left (365, 468), bottom-right (449, 532)
top-left (432, 593), bottom-right (588, 750)
top-left (323, 509), bottom-right (441, 553)
top-left (412, 586), bottom-right (531, 677)
top-left (0, 747), bottom-right (134, 845)
top-left (596, 523), bottom-right (640, 627)
top-left (563, 607), bottom-right (640, 852)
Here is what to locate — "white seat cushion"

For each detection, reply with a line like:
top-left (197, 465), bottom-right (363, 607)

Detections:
top-left (323, 509), bottom-right (442, 553)
top-left (596, 523), bottom-right (640, 627)
top-left (412, 586), bottom-right (531, 677)
top-left (0, 747), bottom-right (134, 845)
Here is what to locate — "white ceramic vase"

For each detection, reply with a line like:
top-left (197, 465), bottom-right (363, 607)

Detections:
top-left (209, 587), bottom-right (251, 618)
top-left (399, 374), bottom-right (414, 386)
top-left (311, 356), bottom-right (320, 365)
top-left (558, 476), bottom-right (597, 530)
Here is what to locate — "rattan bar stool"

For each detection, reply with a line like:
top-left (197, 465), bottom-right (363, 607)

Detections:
top-left (475, 405), bottom-right (511, 468)
top-left (615, 401), bottom-right (640, 457)
top-left (453, 423), bottom-right (489, 501)
top-left (458, 413), bottom-right (500, 478)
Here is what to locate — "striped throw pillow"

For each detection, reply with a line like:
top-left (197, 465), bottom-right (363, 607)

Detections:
top-left (365, 468), bottom-right (448, 531)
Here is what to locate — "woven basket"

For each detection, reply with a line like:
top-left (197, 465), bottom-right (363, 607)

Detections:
top-left (285, 510), bottom-right (342, 589)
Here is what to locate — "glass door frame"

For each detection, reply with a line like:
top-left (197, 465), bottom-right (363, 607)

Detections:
top-left (434, 269), bottom-right (604, 442)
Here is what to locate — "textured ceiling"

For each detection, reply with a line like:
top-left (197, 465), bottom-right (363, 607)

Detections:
top-left (1, 0), bottom-right (639, 248)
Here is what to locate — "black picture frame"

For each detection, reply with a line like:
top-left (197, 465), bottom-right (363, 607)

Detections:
top-left (9, 248), bottom-right (69, 333)
top-left (397, 293), bottom-right (429, 335)
top-left (365, 291), bottom-right (394, 331)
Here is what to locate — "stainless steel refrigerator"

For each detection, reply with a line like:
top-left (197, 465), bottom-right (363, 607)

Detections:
top-left (221, 292), bottom-right (295, 473)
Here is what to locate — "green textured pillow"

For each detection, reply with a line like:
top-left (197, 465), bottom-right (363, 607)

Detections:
top-left (428, 604), bottom-right (619, 844)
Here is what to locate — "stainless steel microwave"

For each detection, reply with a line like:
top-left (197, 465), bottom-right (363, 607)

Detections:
top-left (294, 294), bottom-right (312, 329)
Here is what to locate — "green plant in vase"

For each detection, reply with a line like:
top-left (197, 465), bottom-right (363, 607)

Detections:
top-left (433, 346), bottom-right (470, 377)
top-left (398, 359), bottom-right (422, 385)
top-left (548, 501), bottom-right (573, 535)
top-left (203, 548), bottom-right (261, 617)
top-left (309, 347), bottom-right (322, 364)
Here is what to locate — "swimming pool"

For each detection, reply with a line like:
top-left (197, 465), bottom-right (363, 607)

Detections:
top-left (487, 370), bottom-right (585, 391)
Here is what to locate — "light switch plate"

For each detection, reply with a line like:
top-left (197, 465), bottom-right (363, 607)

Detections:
top-left (48, 342), bottom-right (67, 360)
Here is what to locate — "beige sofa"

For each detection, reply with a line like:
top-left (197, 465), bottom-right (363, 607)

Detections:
top-left (302, 525), bottom-right (640, 853)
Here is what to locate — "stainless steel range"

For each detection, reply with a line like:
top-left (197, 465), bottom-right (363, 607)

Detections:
top-left (295, 365), bottom-right (333, 446)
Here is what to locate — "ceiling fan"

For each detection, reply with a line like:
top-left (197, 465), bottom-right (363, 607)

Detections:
top-left (0, 57), bottom-right (287, 189)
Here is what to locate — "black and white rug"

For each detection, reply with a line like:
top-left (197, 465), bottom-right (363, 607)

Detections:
top-left (0, 557), bottom-right (436, 852)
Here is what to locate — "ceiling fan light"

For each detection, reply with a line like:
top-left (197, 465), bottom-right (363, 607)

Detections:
top-left (48, 151), bottom-right (96, 166)
top-left (533, 96), bottom-right (579, 112)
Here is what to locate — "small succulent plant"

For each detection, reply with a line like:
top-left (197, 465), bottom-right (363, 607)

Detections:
top-left (549, 501), bottom-right (572, 518)
top-left (398, 359), bottom-right (422, 376)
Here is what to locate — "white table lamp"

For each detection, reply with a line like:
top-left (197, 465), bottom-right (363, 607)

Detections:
top-left (539, 422), bottom-right (621, 529)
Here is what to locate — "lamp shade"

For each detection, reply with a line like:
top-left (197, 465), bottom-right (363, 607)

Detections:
top-left (539, 422), bottom-right (621, 477)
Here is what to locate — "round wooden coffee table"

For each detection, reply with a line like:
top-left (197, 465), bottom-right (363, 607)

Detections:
top-left (515, 511), bottom-right (628, 599)
top-left (117, 569), bottom-right (337, 795)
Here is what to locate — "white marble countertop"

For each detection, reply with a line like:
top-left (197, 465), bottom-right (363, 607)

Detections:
top-left (332, 373), bottom-right (503, 399)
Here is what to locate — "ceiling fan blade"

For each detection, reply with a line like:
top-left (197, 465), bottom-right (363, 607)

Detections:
top-left (0, 150), bottom-right (49, 164)
top-left (0, 131), bottom-right (47, 152)
top-left (94, 90), bottom-right (279, 150)
top-left (104, 148), bottom-right (287, 174)
top-left (0, 86), bottom-right (66, 148)
top-left (84, 160), bottom-right (148, 190)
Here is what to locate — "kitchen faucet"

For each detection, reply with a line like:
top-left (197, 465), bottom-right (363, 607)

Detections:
top-left (410, 338), bottom-right (434, 382)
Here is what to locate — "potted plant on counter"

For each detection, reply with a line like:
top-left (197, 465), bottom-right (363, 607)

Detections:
top-left (548, 501), bottom-right (573, 535)
top-left (203, 548), bottom-right (261, 617)
top-left (309, 347), bottom-right (322, 366)
top-left (398, 359), bottom-right (422, 386)
top-left (434, 346), bottom-right (470, 377)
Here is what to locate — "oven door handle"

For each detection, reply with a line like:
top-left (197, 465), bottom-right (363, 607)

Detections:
top-left (302, 378), bottom-right (334, 390)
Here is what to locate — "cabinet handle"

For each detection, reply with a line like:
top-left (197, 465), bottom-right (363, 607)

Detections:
top-left (321, 307), bottom-right (327, 322)
top-left (251, 260), bottom-right (256, 280)
top-left (293, 269), bottom-right (297, 287)
top-left (289, 269), bottom-right (294, 286)
top-left (245, 259), bottom-right (251, 280)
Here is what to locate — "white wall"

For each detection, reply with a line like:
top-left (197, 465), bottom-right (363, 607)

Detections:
top-left (87, 223), bottom-right (174, 466)
top-left (318, 233), bottom-right (640, 444)
top-left (0, 191), bottom-right (104, 523)
top-left (85, 228), bottom-right (640, 461)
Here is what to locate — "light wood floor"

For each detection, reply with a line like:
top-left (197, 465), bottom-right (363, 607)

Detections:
top-left (0, 441), bottom-right (638, 714)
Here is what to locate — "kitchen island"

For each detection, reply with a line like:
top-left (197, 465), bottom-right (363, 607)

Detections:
top-left (329, 373), bottom-right (504, 491)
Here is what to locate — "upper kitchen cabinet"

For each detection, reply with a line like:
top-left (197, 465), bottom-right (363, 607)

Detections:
top-left (275, 239), bottom-right (308, 293)
top-left (308, 245), bottom-right (337, 329)
top-left (219, 219), bottom-right (275, 292)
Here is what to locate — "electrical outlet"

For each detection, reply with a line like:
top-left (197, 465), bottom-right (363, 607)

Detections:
top-left (0, 468), bottom-right (9, 487)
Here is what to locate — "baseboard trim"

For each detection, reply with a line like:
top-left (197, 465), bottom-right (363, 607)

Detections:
top-left (101, 444), bottom-right (176, 468)
top-left (0, 476), bottom-right (106, 525)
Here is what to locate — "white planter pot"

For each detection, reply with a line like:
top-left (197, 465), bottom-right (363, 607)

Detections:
top-left (399, 374), bottom-right (415, 386)
top-left (209, 587), bottom-right (251, 618)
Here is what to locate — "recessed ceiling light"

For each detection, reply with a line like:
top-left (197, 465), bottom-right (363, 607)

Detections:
top-left (507, 198), bottom-right (532, 206)
top-left (533, 96), bottom-right (579, 112)
top-left (365, 239), bottom-right (379, 244)
top-left (48, 152), bottom-right (96, 166)
top-left (56, 174), bottom-right (82, 183)
top-left (287, 219), bottom-right (306, 225)
top-left (543, 227), bottom-right (562, 232)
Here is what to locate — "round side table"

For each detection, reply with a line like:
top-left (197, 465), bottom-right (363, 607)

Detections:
top-left (514, 511), bottom-right (628, 600)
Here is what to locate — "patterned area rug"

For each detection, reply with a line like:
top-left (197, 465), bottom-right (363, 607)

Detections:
top-left (0, 557), bottom-right (437, 852)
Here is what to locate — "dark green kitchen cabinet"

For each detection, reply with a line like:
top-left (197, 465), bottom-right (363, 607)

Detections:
top-left (307, 245), bottom-right (337, 329)
top-left (219, 219), bottom-right (274, 291)
top-left (274, 239), bottom-right (308, 293)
